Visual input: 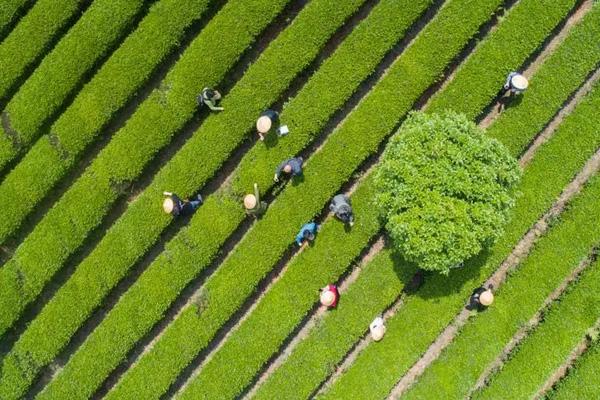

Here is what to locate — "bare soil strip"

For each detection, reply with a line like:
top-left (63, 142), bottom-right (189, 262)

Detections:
top-left (388, 148), bottom-right (600, 399)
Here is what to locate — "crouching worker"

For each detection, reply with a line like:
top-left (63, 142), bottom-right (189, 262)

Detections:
top-left (467, 284), bottom-right (494, 311)
top-left (197, 87), bottom-right (223, 111)
top-left (503, 72), bottom-right (528, 96)
top-left (369, 316), bottom-right (386, 341)
top-left (330, 194), bottom-right (354, 226)
top-left (243, 183), bottom-right (267, 217)
top-left (274, 157), bottom-right (303, 182)
top-left (162, 192), bottom-right (203, 217)
top-left (319, 284), bottom-right (339, 308)
top-left (296, 221), bottom-right (318, 246)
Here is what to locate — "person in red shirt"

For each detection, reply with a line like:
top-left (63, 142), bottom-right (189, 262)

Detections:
top-left (319, 284), bottom-right (339, 308)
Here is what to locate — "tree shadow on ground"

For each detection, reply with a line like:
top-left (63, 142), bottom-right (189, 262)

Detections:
top-left (387, 236), bottom-right (492, 301)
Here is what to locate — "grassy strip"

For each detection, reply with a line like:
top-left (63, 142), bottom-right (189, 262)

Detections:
top-left (91, 0), bottom-right (506, 397)
top-left (426, 0), bottom-right (580, 119)
top-left (256, 3), bottom-right (600, 397)
top-left (403, 172), bottom-right (600, 400)
top-left (0, 0), bottom-right (149, 171)
top-left (258, 251), bottom-right (416, 400)
top-left (0, 0), bottom-right (88, 99)
top-left (550, 338), bottom-right (600, 399)
top-left (0, 0), bottom-right (216, 243)
top-left (487, 6), bottom-right (600, 155)
top-left (0, 0), bottom-right (292, 337)
top-left (182, 4), bottom-right (595, 389)
top-left (0, 0), bottom-right (29, 34)
top-left (472, 257), bottom-right (600, 399)
top-left (255, 246), bottom-right (414, 399)
top-left (324, 88), bottom-right (600, 399)
top-left (0, 0), bottom-right (430, 397)
top-left (179, 175), bottom-right (417, 400)
top-left (26, 0), bottom-right (379, 397)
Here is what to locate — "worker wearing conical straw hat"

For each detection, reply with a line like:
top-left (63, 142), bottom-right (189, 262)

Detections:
top-left (244, 183), bottom-right (267, 217)
top-left (319, 284), bottom-right (339, 308)
top-left (467, 284), bottom-right (494, 311)
top-left (256, 109), bottom-right (280, 141)
top-left (162, 192), bottom-right (203, 217)
top-left (369, 316), bottom-right (386, 342)
top-left (503, 71), bottom-right (529, 95)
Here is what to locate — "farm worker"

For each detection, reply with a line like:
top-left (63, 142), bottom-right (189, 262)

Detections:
top-left (256, 109), bottom-right (279, 141)
top-left (503, 72), bottom-right (528, 95)
top-left (274, 157), bottom-right (303, 182)
top-left (467, 284), bottom-right (494, 311)
top-left (162, 192), bottom-right (203, 217)
top-left (369, 316), bottom-right (386, 341)
top-left (296, 221), bottom-right (318, 246)
top-left (330, 194), bottom-right (354, 226)
top-left (244, 183), bottom-right (267, 217)
top-left (197, 87), bottom-right (223, 111)
top-left (320, 284), bottom-right (340, 308)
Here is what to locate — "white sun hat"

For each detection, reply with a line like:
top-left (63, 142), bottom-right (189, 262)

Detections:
top-left (480, 289), bottom-right (494, 306)
top-left (244, 194), bottom-right (257, 210)
top-left (162, 197), bottom-right (174, 214)
top-left (320, 289), bottom-right (335, 307)
top-left (256, 115), bottom-right (272, 133)
top-left (511, 74), bottom-right (529, 91)
top-left (371, 324), bottom-right (386, 341)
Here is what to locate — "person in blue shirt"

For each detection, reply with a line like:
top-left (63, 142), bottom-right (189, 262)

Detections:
top-left (274, 157), bottom-right (303, 182)
top-left (295, 221), bottom-right (318, 246)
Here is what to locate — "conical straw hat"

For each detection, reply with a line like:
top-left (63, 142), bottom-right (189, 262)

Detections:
top-left (371, 325), bottom-right (386, 341)
top-left (256, 116), bottom-right (272, 133)
top-left (244, 194), bottom-right (257, 210)
top-left (163, 197), bottom-right (174, 214)
top-left (480, 289), bottom-right (494, 306)
top-left (320, 290), bottom-right (335, 307)
top-left (511, 74), bottom-right (529, 90)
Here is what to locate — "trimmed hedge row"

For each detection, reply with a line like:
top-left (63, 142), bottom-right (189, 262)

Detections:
top-left (0, 0), bottom-right (29, 34)
top-left (91, 0), bottom-right (507, 397)
top-left (0, 0), bottom-right (88, 99)
top-left (487, 2), bottom-right (600, 155)
top-left (550, 338), bottom-right (600, 399)
top-left (183, 8), bottom-right (600, 387)
top-left (426, 0), bottom-right (579, 119)
top-left (256, 3), bottom-right (600, 397)
top-left (179, 175), bottom-right (414, 400)
top-left (323, 79), bottom-right (600, 399)
top-left (0, 0), bottom-right (215, 242)
top-left (403, 172), bottom-right (600, 400)
top-left (3, 1), bottom-right (429, 398)
top-left (0, 0), bottom-right (292, 337)
top-left (472, 257), bottom-right (600, 400)
top-left (29, 0), bottom-right (379, 397)
top-left (0, 0), bottom-right (149, 171)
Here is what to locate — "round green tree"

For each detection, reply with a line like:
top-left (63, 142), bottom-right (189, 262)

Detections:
top-left (375, 112), bottom-right (521, 274)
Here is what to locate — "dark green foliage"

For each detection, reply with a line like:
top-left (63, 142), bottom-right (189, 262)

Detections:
top-left (375, 112), bottom-right (521, 274)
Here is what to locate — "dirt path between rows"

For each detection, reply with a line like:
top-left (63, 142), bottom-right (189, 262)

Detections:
top-left (388, 148), bottom-right (600, 398)
top-left (479, 0), bottom-right (594, 129)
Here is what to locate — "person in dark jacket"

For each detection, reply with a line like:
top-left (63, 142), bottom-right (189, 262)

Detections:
top-left (467, 284), bottom-right (494, 311)
top-left (162, 192), bottom-right (203, 217)
top-left (330, 194), bottom-right (354, 225)
top-left (274, 157), bottom-right (303, 182)
top-left (197, 87), bottom-right (223, 111)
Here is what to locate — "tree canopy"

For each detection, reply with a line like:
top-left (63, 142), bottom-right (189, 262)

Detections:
top-left (375, 112), bottom-right (521, 274)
